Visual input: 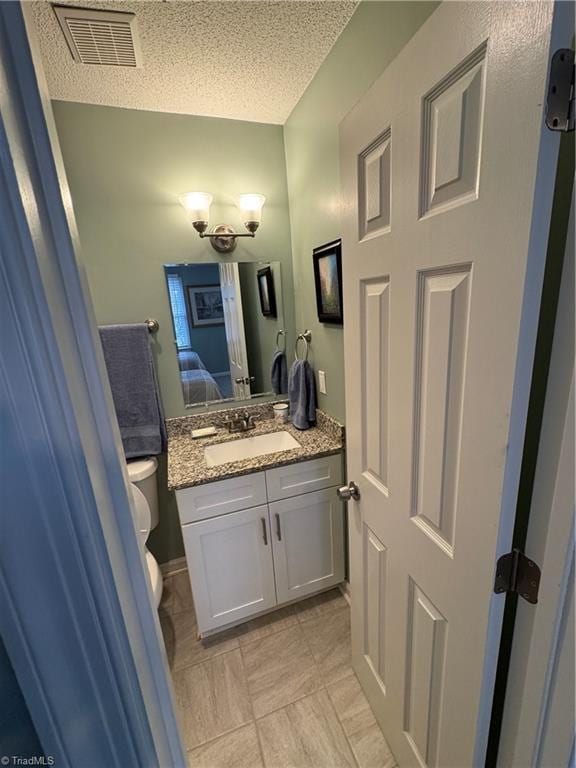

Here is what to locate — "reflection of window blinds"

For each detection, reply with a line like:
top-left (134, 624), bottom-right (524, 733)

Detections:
top-left (167, 274), bottom-right (191, 349)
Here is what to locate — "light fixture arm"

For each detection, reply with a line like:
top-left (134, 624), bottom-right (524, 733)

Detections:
top-left (199, 231), bottom-right (255, 239)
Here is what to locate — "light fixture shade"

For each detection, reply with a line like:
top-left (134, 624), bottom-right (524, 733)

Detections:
top-left (237, 193), bottom-right (266, 224)
top-left (179, 191), bottom-right (213, 223)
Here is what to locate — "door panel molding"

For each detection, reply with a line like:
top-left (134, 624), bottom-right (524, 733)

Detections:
top-left (411, 264), bottom-right (472, 556)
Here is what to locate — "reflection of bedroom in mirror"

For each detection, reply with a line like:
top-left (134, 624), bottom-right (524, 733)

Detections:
top-left (164, 261), bottom-right (286, 407)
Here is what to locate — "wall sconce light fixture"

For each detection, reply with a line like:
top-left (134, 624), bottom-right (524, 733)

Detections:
top-left (179, 191), bottom-right (266, 253)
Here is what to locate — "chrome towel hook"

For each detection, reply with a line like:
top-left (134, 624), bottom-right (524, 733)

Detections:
top-left (294, 330), bottom-right (312, 361)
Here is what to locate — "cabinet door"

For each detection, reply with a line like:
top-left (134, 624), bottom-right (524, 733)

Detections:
top-left (270, 487), bottom-right (345, 605)
top-left (182, 505), bottom-right (276, 633)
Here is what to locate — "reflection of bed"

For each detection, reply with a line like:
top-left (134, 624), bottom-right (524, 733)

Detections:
top-left (177, 350), bottom-right (207, 372)
top-left (181, 369), bottom-right (223, 405)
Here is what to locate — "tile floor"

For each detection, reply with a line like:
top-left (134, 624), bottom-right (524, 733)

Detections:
top-left (160, 571), bottom-right (397, 768)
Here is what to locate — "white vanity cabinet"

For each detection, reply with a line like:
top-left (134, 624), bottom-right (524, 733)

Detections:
top-left (176, 454), bottom-right (344, 635)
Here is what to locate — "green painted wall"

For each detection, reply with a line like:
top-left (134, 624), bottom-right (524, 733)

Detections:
top-left (52, 3), bottom-right (439, 563)
top-left (53, 102), bottom-right (294, 564)
top-left (284, 0), bottom-right (439, 422)
top-left (52, 102), bottom-right (295, 421)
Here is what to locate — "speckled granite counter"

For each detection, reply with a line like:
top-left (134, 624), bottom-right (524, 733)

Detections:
top-left (166, 403), bottom-right (344, 491)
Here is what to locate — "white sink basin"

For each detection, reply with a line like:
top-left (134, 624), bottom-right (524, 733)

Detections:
top-left (204, 431), bottom-right (301, 468)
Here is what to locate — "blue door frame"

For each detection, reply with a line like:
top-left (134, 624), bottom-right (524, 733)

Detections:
top-left (0, 4), bottom-right (186, 766)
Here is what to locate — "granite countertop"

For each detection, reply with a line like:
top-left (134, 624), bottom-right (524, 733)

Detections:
top-left (166, 403), bottom-right (344, 491)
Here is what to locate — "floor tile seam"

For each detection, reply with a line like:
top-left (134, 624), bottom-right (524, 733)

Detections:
top-left (252, 685), bottom-right (361, 768)
top-left (185, 718), bottom-right (257, 759)
top-left (319, 666), bottom-right (357, 690)
top-left (242, 619), bottom-right (325, 720)
top-left (187, 714), bottom-right (256, 754)
top-left (295, 602), bottom-right (350, 627)
top-left (177, 645), bottom-right (254, 751)
top-left (325, 676), bottom-right (399, 768)
top-left (236, 618), bottom-right (301, 649)
top-left (237, 637), bottom-right (268, 768)
top-left (171, 644), bottom-right (241, 676)
top-left (297, 609), bottom-right (327, 677)
top-left (252, 678), bottom-right (328, 724)
top-left (323, 682), bottom-right (363, 768)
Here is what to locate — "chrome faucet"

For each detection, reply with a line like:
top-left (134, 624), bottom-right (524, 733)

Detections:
top-left (223, 412), bottom-right (256, 433)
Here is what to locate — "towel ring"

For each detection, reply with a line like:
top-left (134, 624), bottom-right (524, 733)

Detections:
top-left (294, 330), bottom-right (312, 361)
top-left (275, 329), bottom-right (285, 351)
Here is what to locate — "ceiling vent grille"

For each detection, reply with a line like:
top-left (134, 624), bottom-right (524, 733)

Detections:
top-left (53, 5), bottom-right (142, 67)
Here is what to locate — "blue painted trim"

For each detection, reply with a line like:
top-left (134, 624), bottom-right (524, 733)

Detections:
top-left (0, 4), bottom-right (186, 766)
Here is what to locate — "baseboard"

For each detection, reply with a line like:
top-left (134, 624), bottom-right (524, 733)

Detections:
top-left (159, 556), bottom-right (187, 577)
top-left (339, 580), bottom-right (351, 605)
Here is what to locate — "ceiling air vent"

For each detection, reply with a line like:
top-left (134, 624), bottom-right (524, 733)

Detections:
top-left (53, 5), bottom-right (142, 67)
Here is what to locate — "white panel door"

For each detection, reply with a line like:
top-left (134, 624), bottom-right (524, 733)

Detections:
top-left (219, 262), bottom-right (250, 399)
top-left (182, 505), bottom-right (276, 634)
top-left (339, 2), bottom-right (570, 766)
top-left (270, 488), bottom-right (345, 605)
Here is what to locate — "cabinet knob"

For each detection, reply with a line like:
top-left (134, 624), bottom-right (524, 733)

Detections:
top-left (337, 481), bottom-right (360, 502)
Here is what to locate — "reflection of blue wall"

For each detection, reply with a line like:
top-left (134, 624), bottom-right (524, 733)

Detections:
top-left (169, 264), bottom-right (229, 373)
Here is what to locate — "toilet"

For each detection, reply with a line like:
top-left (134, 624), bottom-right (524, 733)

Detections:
top-left (127, 457), bottom-right (163, 607)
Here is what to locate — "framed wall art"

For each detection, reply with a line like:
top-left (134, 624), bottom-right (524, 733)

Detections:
top-left (312, 239), bottom-right (343, 324)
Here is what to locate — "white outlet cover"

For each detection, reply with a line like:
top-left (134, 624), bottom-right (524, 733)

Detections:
top-left (318, 370), bottom-right (327, 394)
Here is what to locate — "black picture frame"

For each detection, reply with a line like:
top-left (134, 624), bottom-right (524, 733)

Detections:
top-left (312, 239), bottom-right (343, 324)
top-left (257, 266), bottom-right (277, 318)
top-left (186, 284), bottom-right (224, 327)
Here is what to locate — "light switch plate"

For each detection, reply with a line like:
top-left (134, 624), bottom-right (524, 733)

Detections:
top-left (318, 370), bottom-right (327, 395)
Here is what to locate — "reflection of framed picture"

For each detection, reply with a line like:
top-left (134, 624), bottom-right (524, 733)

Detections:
top-left (257, 266), bottom-right (277, 318)
top-left (187, 284), bottom-right (224, 327)
top-left (313, 239), bottom-right (343, 324)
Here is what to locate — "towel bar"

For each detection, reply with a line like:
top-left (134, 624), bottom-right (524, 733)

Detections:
top-left (145, 318), bottom-right (160, 333)
top-left (294, 330), bottom-right (312, 361)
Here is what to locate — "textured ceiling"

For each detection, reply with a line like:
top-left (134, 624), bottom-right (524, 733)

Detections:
top-left (29, 0), bottom-right (358, 124)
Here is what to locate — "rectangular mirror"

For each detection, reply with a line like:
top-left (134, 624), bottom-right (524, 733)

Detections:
top-left (163, 261), bottom-right (288, 407)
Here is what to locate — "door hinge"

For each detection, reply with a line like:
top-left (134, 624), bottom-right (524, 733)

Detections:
top-left (494, 549), bottom-right (541, 604)
top-left (546, 48), bottom-right (575, 132)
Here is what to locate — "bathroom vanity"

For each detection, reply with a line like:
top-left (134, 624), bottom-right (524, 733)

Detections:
top-left (167, 405), bottom-right (345, 635)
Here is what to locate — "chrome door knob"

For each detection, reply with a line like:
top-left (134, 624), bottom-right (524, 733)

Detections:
top-left (337, 481), bottom-right (360, 501)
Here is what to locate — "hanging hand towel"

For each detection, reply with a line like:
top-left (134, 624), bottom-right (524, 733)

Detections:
top-left (271, 349), bottom-right (288, 395)
top-left (99, 323), bottom-right (167, 458)
top-left (288, 359), bottom-right (317, 430)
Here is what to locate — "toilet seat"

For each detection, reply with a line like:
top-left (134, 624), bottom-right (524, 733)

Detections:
top-left (146, 551), bottom-right (163, 606)
top-left (131, 483), bottom-right (151, 543)
top-left (130, 482), bottom-right (162, 608)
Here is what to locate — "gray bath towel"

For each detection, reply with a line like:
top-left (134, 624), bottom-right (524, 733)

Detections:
top-left (271, 350), bottom-right (288, 395)
top-left (288, 359), bottom-right (317, 430)
top-left (99, 324), bottom-right (167, 458)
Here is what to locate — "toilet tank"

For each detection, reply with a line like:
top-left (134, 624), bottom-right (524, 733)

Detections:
top-left (127, 457), bottom-right (159, 530)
